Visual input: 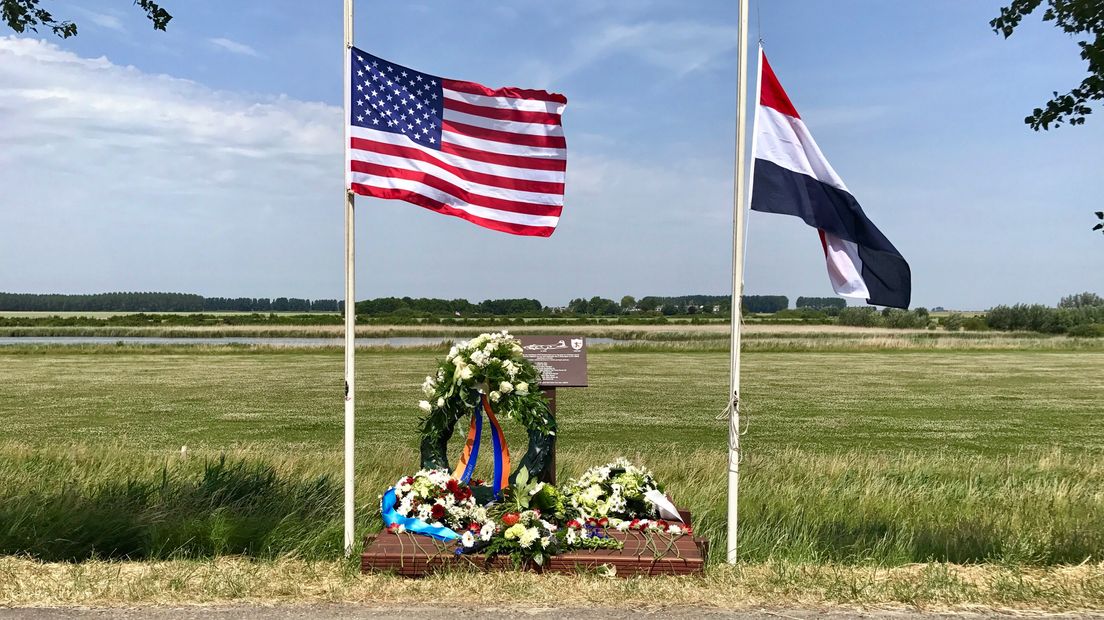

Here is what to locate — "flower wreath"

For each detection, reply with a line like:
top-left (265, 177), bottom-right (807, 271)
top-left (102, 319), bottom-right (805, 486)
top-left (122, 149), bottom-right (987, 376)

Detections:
top-left (418, 331), bottom-right (555, 499)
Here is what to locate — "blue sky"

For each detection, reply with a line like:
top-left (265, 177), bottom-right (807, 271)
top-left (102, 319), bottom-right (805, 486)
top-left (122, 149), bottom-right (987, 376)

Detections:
top-left (0, 0), bottom-right (1100, 309)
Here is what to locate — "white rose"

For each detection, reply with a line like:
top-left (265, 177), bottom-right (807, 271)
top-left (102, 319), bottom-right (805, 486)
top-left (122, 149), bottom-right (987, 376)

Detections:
top-left (499, 381), bottom-right (513, 394)
top-left (418, 400), bottom-right (432, 412)
top-left (516, 382), bottom-right (529, 395)
top-left (489, 391), bottom-right (501, 402)
top-left (437, 397), bottom-right (445, 407)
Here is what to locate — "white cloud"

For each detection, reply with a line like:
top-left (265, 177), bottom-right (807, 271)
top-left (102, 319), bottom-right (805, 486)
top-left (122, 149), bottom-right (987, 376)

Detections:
top-left (525, 20), bottom-right (737, 85)
top-left (208, 37), bottom-right (262, 58)
top-left (86, 12), bottom-right (125, 32)
top-left (0, 37), bottom-right (340, 296)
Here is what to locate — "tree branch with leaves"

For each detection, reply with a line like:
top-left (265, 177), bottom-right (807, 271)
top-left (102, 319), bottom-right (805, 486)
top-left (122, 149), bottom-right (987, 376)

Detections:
top-left (991, 0), bottom-right (1104, 130)
top-left (2, 0), bottom-right (171, 38)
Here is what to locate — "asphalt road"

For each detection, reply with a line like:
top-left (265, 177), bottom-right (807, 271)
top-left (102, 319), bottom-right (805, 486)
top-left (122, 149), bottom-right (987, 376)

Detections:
top-left (2, 608), bottom-right (1101, 619)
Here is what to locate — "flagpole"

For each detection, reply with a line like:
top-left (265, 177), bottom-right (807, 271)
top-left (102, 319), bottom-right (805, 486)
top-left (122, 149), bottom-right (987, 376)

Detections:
top-left (726, 0), bottom-right (751, 565)
top-left (342, 0), bottom-right (357, 556)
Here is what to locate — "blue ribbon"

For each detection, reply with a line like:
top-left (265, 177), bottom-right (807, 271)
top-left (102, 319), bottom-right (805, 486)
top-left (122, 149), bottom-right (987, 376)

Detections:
top-left (458, 405), bottom-right (483, 484)
top-left (380, 487), bottom-right (460, 542)
top-left (488, 400), bottom-right (506, 499)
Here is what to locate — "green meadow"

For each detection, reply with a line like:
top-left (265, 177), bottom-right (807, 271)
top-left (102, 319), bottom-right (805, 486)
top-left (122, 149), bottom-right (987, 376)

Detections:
top-left (0, 342), bottom-right (1102, 608)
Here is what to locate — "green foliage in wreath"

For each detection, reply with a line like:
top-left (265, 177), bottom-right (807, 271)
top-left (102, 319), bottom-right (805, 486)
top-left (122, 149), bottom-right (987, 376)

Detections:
top-left (417, 331), bottom-right (555, 483)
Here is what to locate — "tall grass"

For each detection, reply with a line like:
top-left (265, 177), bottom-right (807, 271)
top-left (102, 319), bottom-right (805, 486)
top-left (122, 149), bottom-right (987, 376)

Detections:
top-left (1, 443), bottom-right (1100, 566)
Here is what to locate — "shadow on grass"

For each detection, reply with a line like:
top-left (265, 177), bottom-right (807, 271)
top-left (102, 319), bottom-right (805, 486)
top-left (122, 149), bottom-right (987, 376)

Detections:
top-left (0, 456), bottom-right (345, 561)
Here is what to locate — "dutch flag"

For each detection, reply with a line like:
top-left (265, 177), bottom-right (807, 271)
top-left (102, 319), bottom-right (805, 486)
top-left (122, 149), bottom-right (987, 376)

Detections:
top-left (751, 49), bottom-right (912, 309)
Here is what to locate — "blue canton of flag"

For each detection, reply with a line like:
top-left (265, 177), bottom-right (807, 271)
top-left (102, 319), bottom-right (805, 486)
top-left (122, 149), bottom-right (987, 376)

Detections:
top-left (351, 51), bottom-right (444, 148)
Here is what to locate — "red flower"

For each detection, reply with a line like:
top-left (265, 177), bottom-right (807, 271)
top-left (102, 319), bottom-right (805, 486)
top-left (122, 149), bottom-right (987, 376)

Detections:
top-left (597, 517), bottom-right (609, 527)
top-left (502, 513), bottom-right (520, 526)
top-left (430, 504), bottom-right (446, 520)
top-left (566, 519), bottom-right (581, 529)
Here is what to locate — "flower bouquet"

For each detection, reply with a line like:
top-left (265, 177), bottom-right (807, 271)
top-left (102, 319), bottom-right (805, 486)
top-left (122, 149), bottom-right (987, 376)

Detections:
top-left (561, 458), bottom-right (668, 521)
top-left (386, 469), bottom-right (495, 536)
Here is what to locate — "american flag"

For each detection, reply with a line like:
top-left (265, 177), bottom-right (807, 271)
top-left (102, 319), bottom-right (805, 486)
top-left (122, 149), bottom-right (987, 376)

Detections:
top-left (346, 47), bottom-right (567, 237)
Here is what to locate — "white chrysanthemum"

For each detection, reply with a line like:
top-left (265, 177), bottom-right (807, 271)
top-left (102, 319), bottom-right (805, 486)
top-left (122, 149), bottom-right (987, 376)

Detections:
top-left (470, 350), bottom-right (488, 367)
top-left (565, 528), bottom-right (577, 546)
top-left (518, 527), bottom-right (539, 549)
top-left (397, 497), bottom-right (413, 516)
top-left (418, 400), bottom-right (431, 412)
top-left (461, 531), bottom-right (475, 548)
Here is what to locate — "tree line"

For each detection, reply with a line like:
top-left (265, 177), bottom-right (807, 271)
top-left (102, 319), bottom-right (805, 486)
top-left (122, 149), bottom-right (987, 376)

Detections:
top-left (0, 292), bottom-right (338, 313)
top-left (0, 292), bottom-right (794, 316)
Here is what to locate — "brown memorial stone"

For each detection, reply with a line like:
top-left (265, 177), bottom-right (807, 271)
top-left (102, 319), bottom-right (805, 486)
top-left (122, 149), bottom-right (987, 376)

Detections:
top-left (518, 336), bottom-right (588, 387)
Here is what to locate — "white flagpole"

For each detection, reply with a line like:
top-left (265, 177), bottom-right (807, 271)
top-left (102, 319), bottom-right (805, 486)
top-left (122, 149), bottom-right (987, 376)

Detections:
top-left (342, 0), bottom-right (357, 556)
top-left (726, 0), bottom-right (751, 565)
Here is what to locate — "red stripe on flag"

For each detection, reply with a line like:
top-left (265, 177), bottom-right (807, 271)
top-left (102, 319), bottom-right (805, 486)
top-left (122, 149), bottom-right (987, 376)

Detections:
top-left (349, 184), bottom-right (556, 237)
top-left (440, 142), bottom-right (566, 172)
top-left (760, 53), bottom-right (801, 119)
top-left (442, 78), bottom-right (567, 104)
top-left (443, 97), bottom-right (561, 125)
top-left (349, 160), bottom-right (563, 217)
top-left (350, 137), bottom-right (565, 194)
top-left (442, 120), bottom-right (567, 149)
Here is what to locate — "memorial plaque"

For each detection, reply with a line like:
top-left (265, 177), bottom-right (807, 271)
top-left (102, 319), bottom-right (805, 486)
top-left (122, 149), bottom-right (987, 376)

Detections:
top-left (519, 336), bottom-right (588, 387)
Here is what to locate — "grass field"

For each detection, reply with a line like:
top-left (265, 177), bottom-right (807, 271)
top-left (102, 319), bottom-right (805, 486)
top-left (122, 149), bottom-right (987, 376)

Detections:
top-left (1, 343), bottom-right (1102, 609)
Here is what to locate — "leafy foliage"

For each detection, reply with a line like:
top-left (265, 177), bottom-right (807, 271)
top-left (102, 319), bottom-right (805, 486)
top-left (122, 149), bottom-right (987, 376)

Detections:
top-left (991, 0), bottom-right (1104, 129)
top-left (796, 296), bottom-right (847, 311)
top-left (1, 0), bottom-right (171, 38)
top-left (1058, 290), bottom-right (1104, 307)
top-left (986, 302), bottom-right (1104, 332)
